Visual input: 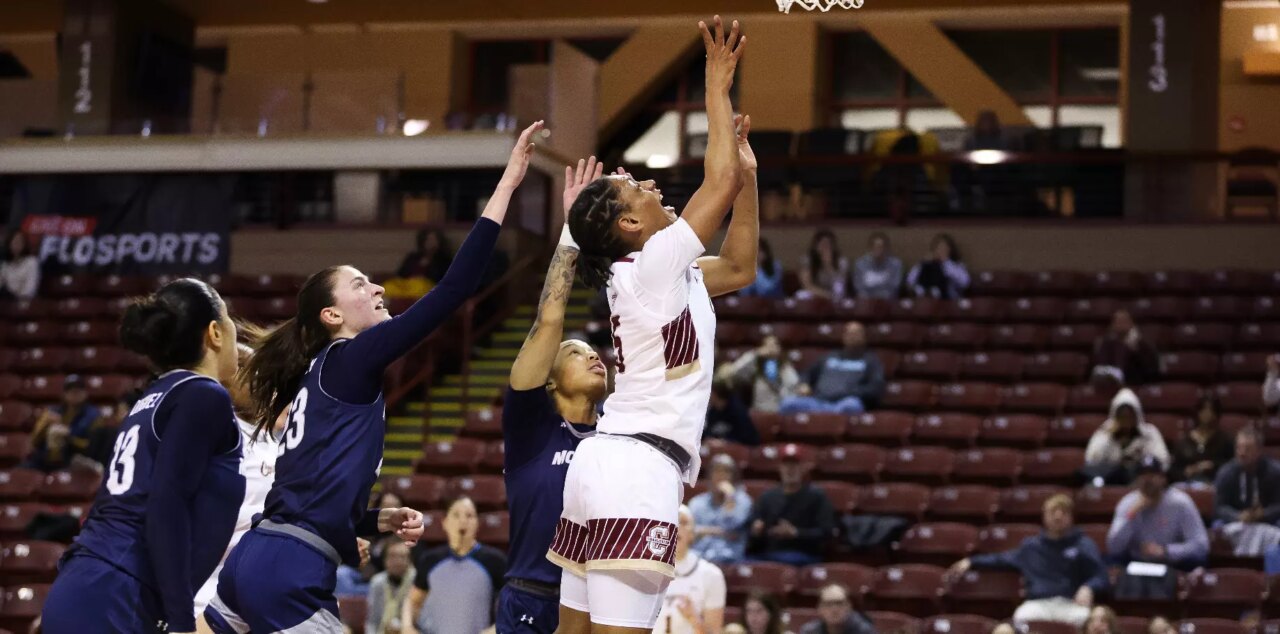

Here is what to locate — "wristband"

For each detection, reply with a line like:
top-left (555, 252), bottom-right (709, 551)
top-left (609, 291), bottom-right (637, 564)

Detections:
top-left (558, 225), bottom-right (579, 250)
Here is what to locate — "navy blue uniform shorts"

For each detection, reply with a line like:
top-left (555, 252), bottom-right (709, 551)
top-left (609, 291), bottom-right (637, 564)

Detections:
top-left (42, 551), bottom-right (165, 634)
top-left (204, 529), bottom-right (343, 633)
top-left (495, 583), bottom-right (560, 634)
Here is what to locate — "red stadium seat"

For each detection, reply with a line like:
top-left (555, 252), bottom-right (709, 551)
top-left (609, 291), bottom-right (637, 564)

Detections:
top-left (1236, 323), bottom-right (1280, 349)
top-left (986, 324), bottom-right (1048, 352)
top-left (776, 413), bottom-right (847, 443)
top-left (868, 611), bottom-right (920, 633)
top-left (0, 471), bottom-right (40, 503)
top-left (94, 275), bottom-right (148, 298)
top-left (746, 443), bottom-right (801, 478)
top-left (1066, 384), bottom-right (1119, 415)
top-left (1020, 448), bottom-right (1085, 485)
top-left (879, 350), bottom-right (903, 381)
top-left (815, 444), bottom-right (884, 484)
top-left (65, 346), bottom-right (127, 374)
top-left (18, 375), bottom-right (63, 404)
top-left (976, 523), bottom-right (1040, 554)
top-left (1174, 618), bottom-right (1251, 634)
top-left (898, 350), bottom-right (961, 382)
top-left (44, 274), bottom-right (93, 298)
top-left (1169, 323), bottom-right (1234, 353)
top-left (869, 322), bottom-right (925, 351)
top-left (715, 295), bottom-right (775, 321)
top-left (880, 381), bottom-right (936, 413)
top-left (12, 322), bottom-right (58, 346)
top-left (0, 351), bottom-right (14, 374)
top-left (913, 414), bottom-right (980, 449)
top-left (959, 352), bottom-right (1024, 384)
top-left (84, 374), bottom-right (139, 402)
top-left (934, 382), bottom-right (1002, 416)
top-left (1022, 621), bottom-right (1080, 634)
top-left (1088, 271), bottom-right (1144, 297)
top-left (0, 436), bottom-right (26, 469)
top-left (796, 562), bottom-right (876, 606)
top-left (1144, 413), bottom-right (1184, 443)
top-left (951, 448), bottom-right (1022, 486)
top-left (0, 299), bottom-right (52, 322)
top-left (832, 297), bottom-right (889, 322)
top-left (1047, 414), bottom-right (1106, 446)
top-left (781, 608), bottom-right (818, 631)
top-left (888, 298), bottom-right (942, 322)
top-left (0, 584), bottom-right (51, 630)
top-left (774, 296), bottom-right (834, 322)
top-left (415, 438), bottom-right (485, 476)
top-left (787, 347), bottom-right (831, 374)
top-left (749, 413), bottom-right (785, 443)
top-left (894, 522), bottom-right (977, 566)
top-left (942, 298), bottom-right (1008, 324)
top-left (769, 322), bottom-right (842, 347)
top-left (1032, 271), bottom-right (1085, 297)
top-left (1252, 296), bottom-right (1280, 322)
top-left (61, 321), bottom-right (117, 345)
top-left (1221, 352), bottom-right (1268, 381)
top-left (947, 568), bottom-right (1024, 617)
top-left (999, 486), bottom-right (1071, 522)
top-left (1078, 526), bottom-right (1108, 556)
top-left (929, 485), bottom-right (1000, 524)
top-left (921, 614), bottom-right (998, 634)
top-left (382, 475), bottom-right (445, 510)
top-left (1008, 297), bottom-right (1068, 324)
top-left (1074, 486), bottom-right (1129, 523)
top-left (417, 511), bottom-right (447, 545)
top-left (883, 446), bottom-right (954, 485)
top-left (0, 403), bottom-right (32, 433)
top-left (478, 441), bottom-right (504, 475)
top-left (1137, 383), bottom-right (1202, 414)
top-left (868, 564), bottom-right (945, 615)
top-left (1184, 487), bottom-right (1215, 519)
top-left (460, 408), bottom-right (503, 440)
top-left (847, 411), bottom-right (914, 446)
top-left (1130, 296), bottom-right (1191, 324)
top-left (926, 323), bottom-right (988, 352)
top-left (1182, 568), bottom-right (1265, 620)
top-left (716, 322), bottom-right (759, 346)
top-left (337, 596), bottom-right (367, 633)
top-left (13, 348), bottom-right (68, 375)
top-left (970, 270), bottom-right (1030, 297)
top-left (816, 481), bottom-right (860, 514)
top-left (0, 541), bottom-right (65, 584)
top-left (445, 475), bottom-right (506, 511)
top-left (53, 297), bottom-right (109, 321)
top-left (0, 379), bottom-right (19, 402)
top-left (1191, 296), bottom-right (1246, 322)
top-left (1144, 270), bottom-right (1204, 296)
top-left (1067, 297), bottom-right (1124, 324)
top-left (1001, 383), bottom-right (1068, 416)
top-left (722, 562), bottom-right (798, 606)
top-left (241, 274), bottom-right (302, 298)
top-left (858, 483), bottom-right (931, 521)
top-left (699, 439), bottom-right (750, 471)
top-left (1022, 352), bottom-right (1090, 384)
top-left (477, 511), bottom-right (510, 549)
top-left (38, 470), bottom-right (101, 503)
top-left (0, 504), bottom-right (46, 541)
top-left (1215, 382), bottom-right (1266, 416)
top-left (1159, 352), bottom-right (1220, 384)
top-left (980, 414), bottom-right (1048, 449)
top-left (1047, 324), bottom-right (1103, 352)
top-left (1217, 414), bottom-right (1253, 437)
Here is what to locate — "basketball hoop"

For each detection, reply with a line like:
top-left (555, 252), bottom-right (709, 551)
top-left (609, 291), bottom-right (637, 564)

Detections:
top-left (777, 0), bottom-right (865, 13)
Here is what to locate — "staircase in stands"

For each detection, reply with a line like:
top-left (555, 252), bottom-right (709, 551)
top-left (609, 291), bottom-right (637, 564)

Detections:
top-left (381, 288), bottom-right (595, 476)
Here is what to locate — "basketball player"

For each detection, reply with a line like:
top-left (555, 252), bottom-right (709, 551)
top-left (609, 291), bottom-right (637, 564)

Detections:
top-left (549, 16), bottom-right (759, 632)
top-left (43, 279), bottom-right (244, 634)
top-left (204, 121), bottom-right (542, 633)
top-left (653, 506), bottom-right (726, 634)
top-left (489, 156), bottom-right (609, 633)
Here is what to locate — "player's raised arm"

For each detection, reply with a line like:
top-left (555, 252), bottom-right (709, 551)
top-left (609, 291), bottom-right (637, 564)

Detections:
top-left (509, 157), bottom-right (602, 391)
top-left (681, 16), bottom-right (746, 246)
top-left (699, 113), bottom-right (760, 297)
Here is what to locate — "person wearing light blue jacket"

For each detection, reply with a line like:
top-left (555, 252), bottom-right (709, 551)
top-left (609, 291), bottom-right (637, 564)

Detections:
top-left (688, 454), bottom-right (753, 564)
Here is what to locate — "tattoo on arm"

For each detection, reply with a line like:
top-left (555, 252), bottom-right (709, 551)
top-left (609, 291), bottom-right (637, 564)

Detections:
top-left (523, 245), bottom-right (579, 346)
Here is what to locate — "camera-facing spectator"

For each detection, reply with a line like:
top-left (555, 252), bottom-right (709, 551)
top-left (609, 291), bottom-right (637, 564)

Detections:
top-left (365, 540), bottom-right (416, 634)
top-left (779, 322), bottom-right (885, 416)
top-left (1108, 456), bottom-right (1209, 574)
top-left (705, 380), bottom-right (761, 446)
top-left (964, 110), bottom-right (1009, 151)
top-left (1214, 427), bottom-right (1280, 556)
top-left (717, 334), bottom-right (803, 414)
top-left (797, 584), bottom-right (874, 634)
top-left (689, 454), bottom-right (754, 565)
top-left (1092, 309), bottom-right (1161, 387)
top-left (52, 375), bottom-right (100, 454)
top-left (1083, 388), bottom-right (1170, 485)
top-left (0, 231), bottom-right (39, 301)
top-left (906, 233), bottom-right (969, 299)
top-left (398, 228), bottom-right (453, 282)
top-left (739, 238), bottom-right (785, 299)
top-left (1146, 616), bottom-right (1176, 634)
top-left (739, 591), bottom-right (788, 634)
top-left (1169, 394), bottom-right (1234, 485)
top-left (852, 232), bottom-right (903, 300)
top-left (1082, 606), bottom-right (1121, 634)
top-left (748, 444), bottom-right (835, 566)
top-left (797, 229), bottom-right (850, 301)
top-left (23, 418), bottom-right (73, 473)
top-left (653, 505), bottom-right (727, 634)
top-left (403, 497), bottom-right (507, 634)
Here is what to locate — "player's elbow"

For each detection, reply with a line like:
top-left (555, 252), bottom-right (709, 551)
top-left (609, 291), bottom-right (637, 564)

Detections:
top-left (724, 262), bottom-right (757, 293)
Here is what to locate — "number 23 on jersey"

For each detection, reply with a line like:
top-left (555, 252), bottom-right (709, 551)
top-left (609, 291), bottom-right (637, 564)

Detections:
top-left (278, 387), bottom-right (309, 457)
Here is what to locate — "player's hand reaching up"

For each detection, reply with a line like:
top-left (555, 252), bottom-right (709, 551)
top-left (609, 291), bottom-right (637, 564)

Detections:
top-left (379, 507), bottom-right (427, 545)
top-left (498, 120), bottom-right (544, 191)
top-left (700, 16), bottom-right (745, 94)
top-left (563, 155), bottom-right (605, 214)
top-left (734, 114), bottom-right (756, 174)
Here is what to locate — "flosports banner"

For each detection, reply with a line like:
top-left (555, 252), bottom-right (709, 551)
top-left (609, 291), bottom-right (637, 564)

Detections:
top-left (10, 173), bottom-right (234, 275)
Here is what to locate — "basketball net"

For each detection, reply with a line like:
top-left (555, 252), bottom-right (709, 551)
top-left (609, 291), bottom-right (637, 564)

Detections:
top-left (777, 0), bottom-right (865, 12)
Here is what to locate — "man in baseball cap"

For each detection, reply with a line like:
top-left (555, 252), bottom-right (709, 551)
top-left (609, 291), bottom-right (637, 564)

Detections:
top-left (747, 443), bottom-right (834, 566)
top-left (1109, 455), bottom-right (1208, 570)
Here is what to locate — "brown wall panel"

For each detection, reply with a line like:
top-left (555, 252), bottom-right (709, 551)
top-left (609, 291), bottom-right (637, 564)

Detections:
top-left (1221, 6), bottom-right (1280, 151)
top-left (739, 20), bottom-right (820, 132)
top-left (599, 23), bottom-right (701, 139)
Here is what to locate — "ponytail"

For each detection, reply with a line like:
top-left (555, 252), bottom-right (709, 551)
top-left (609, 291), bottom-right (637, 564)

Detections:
top-left (567, 178), bottom-right (630, 290)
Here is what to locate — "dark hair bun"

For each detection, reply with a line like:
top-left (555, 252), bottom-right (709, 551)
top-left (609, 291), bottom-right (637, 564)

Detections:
top-left (120, 297), bottom-right (181, 360)
top-left (119, 278), bottom-right (224, 370)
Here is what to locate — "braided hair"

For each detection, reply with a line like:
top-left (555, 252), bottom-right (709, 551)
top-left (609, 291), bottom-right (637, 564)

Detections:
top-left (567, 178), bottom-right (631, 289)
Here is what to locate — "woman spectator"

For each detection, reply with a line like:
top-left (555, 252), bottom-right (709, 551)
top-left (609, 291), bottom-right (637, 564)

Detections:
top-left (1092, 309), bottom-right (1162, 387)
top-left (398, 228), bottom-right (453, 282)
top-left (906, 233), bottom-right (969, 299)
top-left (689, 454), bottom-right (754, 564)
top-left (852, 232), bottom-right (903, 300)
top-left (797, 229), bottom-right (849, 301)
top-left (717, 334), bottom-right (803, 414)
top-left (402, 496), bottom-right (507, 634)
top-left (739, 238), bottom-right (785, 299)
top-left (1084, 388), bottom-right (1170, 485)
top-left (705, 381), bottom-right (761, 446)
top-left (1169, 394), bottom-right (1234, 486)
top-left (1146, 616), bottom-right (1175, 634)
top-left (1081, 606), bottom-right (1120, 634)
top-left (740, 591), bottom-right (788, 634)
top-left (0, 231), bottom-right (40, 300)
top-left (365, 541), bottom-right (416, 634)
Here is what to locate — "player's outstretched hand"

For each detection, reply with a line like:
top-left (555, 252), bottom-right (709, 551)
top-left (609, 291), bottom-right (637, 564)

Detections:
top-left (563, 155), bottom-right (605, 213)
top-left (499, 120), bottom-right (545, 191)
top-left (357, 537), bottom-right (372, 566)
top-left (699, 16), bottom-right (745, 94)
top-left (734, 114), bottom-right (756, 174)
top-left (379, 507), bottom-right (427, 545)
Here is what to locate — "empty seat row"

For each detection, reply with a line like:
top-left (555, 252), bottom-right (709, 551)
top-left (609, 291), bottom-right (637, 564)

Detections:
top-left (0, 374), bottom-right (145, 405)
top-left (36, 272), bottom-right (307, 300)
top-left (382, 473), bottom-right (506, 511)
top-left (0, 469), bottom-right (102, 503)
top-left (0, 346), bottom-right (149, 376)
top-left (870, 381), bottom-right (1262, 417)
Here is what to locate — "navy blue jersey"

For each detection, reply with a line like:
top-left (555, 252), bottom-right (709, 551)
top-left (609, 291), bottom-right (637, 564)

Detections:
top-left (73, 370), bottom-right (243, 631)
top-left (260, 341), bottom-right (385, 567)
top-left (502, 386), bottom-right (594, 585)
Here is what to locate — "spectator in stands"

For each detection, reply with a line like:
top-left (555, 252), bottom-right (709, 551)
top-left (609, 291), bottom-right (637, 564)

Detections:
top-left (1169, 394), bottom-right (1234, 486)
top-left (655, 505), bottom-right (727, 634)
top-left (50, 375), bottom-right (100, 454)
top-left (739, 591), bottom-right (786, 634)
top-left (797, 229), bottom-right (850, 301)
top-left (689, 454), bottom-right (754, 564)
top-left (851, 232), bottom-right (902, 300)
top-left (1264, 354), bottom-right (1280, 408)
top-left (947, 494), bottom-right (1107, 627)
top-left (398, 228), bottom-right (453, 282)
top-left (990, 625), bottom-right (1015, 634)
top-left (779, 322), bottom-right (884, 415)
top-left (797, 584), bottom-right (874, 634)
top-left (22, 416), bottom-right (73, 472)
top-left (1108, 455), bottom-right (1209, 572)
top-left (748, 443), bottom-right (835, 566)
top-left (717, 334), bottom-right (803, 414)
top-left (906, 233), bottom-right (969, 299)
top-left (1091, 309), bottom-right (1161, 387)
top-left (0, 230), bottom-right (39, 300)
top-left (1146, 616), bottom-right (1175, 634)
top-left (1214, 427), bottom-right (1280, 556)
top-left (964, 110), bottom-right (1008, 151)
top-left (1083, 606), bottom-right (1121, 634)
top-left (365, 541), bottom-right (416, 634)
top-left (367, 491), bottom-right (406, 571)
top-left (1084, 388), bottom-right (1170, 485)
top-left (403, 496), bottom-right (506, 634)
top-left (740, 237), bottom-right (785, 299)
top-left (705, 380), bottom-right (761, 446)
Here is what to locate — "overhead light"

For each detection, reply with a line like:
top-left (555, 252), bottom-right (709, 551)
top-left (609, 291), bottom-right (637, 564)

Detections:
top-left (968, 149), bottom-right (1008, 165)
top-left (1080, 67), bottom-right (1121, 82)
top-left (646, 154), bottom-right (675, 169)
top-left (307, 0), bottom-right (328, 4)
top-left (402, 119), bottom-right (429, 137)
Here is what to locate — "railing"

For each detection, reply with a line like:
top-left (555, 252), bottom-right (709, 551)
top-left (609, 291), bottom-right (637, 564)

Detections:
top-left (385, 255), bottom-right (538, 439)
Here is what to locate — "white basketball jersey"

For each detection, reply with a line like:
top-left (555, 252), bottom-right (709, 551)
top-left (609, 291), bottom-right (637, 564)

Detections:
top-left (193, 416), bottom-right (279, 614)
top-left (652, 555), bottom-right (727, 634)
top-left (599, 218), bottom-right (716, 484)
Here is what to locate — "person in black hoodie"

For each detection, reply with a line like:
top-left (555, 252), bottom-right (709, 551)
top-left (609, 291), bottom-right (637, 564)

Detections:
top-left (947, 494), bottom-right (1107, 628)
top-left (747, 443), bottom-right (835, 566)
